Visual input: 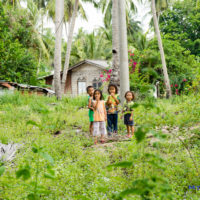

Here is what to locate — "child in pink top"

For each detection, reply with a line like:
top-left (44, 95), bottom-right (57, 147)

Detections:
top-left (92, 89), bottom-right (107, 144)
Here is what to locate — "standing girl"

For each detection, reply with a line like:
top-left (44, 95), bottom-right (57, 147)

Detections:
top-left (122, 91), bottom-right (135, 138)
top-left (106, 84), bottom-right (120, 136)
top-left (93, 89), bottom-right (107, 144)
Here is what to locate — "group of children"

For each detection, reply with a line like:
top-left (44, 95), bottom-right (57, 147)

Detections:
top-left (87, 84), bottom-right (135, 145)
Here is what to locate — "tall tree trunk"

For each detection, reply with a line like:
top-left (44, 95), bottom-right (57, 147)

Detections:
top-left (151, 0), bottom-right (172, 98)
top-left (110, 0), bottom-right (120, 86)
top-left (61, 0), bottom-right (79, 95)
top-left (54, 0), bottom-right (64, 99)
top-left (118, 0), bottom-right (130, 103)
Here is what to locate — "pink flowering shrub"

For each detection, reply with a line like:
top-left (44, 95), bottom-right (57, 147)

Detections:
top-left (99, 68), bottom-right (112, 83)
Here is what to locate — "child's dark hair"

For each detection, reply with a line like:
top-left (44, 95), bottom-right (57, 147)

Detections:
top-left (86, 85), bottom-right (94, 93)
top-left (124, 91), bottom-right (135, 100)
top-left (107, 83), bottom-right (118, 94)
top-left (93, 89), bottom-right (104, 100)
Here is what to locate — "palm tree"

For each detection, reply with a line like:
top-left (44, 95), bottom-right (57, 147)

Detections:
top-left (54, 0), bottom-right (64, 99)
top-left (151, 0), bottom-right (171, 97)
top-left (61, 0), bottom-right (79, 94)
top-left (118, 0), bottom-right (130, 102)
top-left (60, 0), bottom-right (99, 95)
top-left (46, 0), bottom-right (92, 95)
top-left (71, 29), bottom-right (112, 61)
top-left (98, 0), bottom-right (138, 86)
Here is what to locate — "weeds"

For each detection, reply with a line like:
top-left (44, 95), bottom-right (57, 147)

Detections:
top-left (0, 92), bottom-right (199, 199)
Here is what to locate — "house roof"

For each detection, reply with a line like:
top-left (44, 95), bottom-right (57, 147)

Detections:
top-left (0, 80), bottom-right (55, 95)
top-left (38, 60), bottom-right (110, 79)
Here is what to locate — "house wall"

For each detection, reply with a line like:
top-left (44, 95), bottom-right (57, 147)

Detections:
top-left (45, 72), bottom-right (72, 94)
top-left (71, 63), bottom-right (103, 96)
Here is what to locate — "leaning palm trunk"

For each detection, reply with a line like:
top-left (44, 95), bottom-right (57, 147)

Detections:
top-left (61, 0), bottom-right (79, 95)
top-left (54, 0), bottom-right (64, 99)
top-left (151, 0), bottom-right (172, 98)
top-left (118, 0), bottom-right (130, 103)
top-left (110, 0), bottom-right (120, 86)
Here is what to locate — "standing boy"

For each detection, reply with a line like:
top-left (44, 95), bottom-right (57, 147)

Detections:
top-left (87, 86), bottom-right (94, 136)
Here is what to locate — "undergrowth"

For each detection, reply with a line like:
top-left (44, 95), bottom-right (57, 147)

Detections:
top-left (0, 92), bottom-right (199, 199)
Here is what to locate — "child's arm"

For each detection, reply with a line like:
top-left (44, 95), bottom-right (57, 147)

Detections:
top-left (106, 95), bottom-right (112, 105)
top-left (130, 111), bottom-right (134, 121)
top-left (93, 100), bottom-right (99, 110)
top-left (88, 97), bottom-right (94, 110)
top-left (120, 103), bottom-right (125, 119)
top-left (111, 94), bottom-right (120, 105)
top-left (104, 102), bottom-right (107, 121)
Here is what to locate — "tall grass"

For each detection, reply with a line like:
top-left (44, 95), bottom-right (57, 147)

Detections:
top-left (0, 92), bottom-right (199, 199)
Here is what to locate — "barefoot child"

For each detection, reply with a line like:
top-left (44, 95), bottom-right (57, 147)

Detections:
top-left (87, 86), bottom-right (94, 136)
top-left (93, 89), bottom-right (107, 144)
top-left (122, 91), bottom-right (135, 138)
top-left (106, 84), bottom-right (120, 136)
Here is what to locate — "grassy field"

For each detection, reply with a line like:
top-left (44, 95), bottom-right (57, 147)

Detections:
top-left (0, 92), bottom-right (199, 200)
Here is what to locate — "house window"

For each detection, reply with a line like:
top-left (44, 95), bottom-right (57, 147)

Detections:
top-left (92, 78), bottom-right (102, 89)
top-left (77, 78), bottom-right (86, 95)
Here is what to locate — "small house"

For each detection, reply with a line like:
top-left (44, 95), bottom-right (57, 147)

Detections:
top-left (41, 60), bottom-right (110, 96)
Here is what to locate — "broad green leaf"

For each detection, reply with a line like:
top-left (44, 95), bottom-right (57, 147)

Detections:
top-left (0, 166), bottom-right (5, 176)
top-left (39, 152), bottom-right (54, 165)
top-left (134, 126), bottom-right (147, 143)
top-left (44, 173), bottom-right (55, 179)
top-left (32, 147), bottom-right (38, 153)
top-left (16, 167), bottom-right (31, 180)
top-left (26, 120), bottom-right (39, 127)
top-left (27, 193), bottom-right (39, 200)
top-left (108, 161), bottom-right (133, 168)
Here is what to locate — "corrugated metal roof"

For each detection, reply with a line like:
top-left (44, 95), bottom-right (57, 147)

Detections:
top-left (85, 60), bottom-right (110, 68)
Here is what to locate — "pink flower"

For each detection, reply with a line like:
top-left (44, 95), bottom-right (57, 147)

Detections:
top-left (176, 89), bottom-right (179, 95)
top-left (100, 74), bottom-right (104, 78)
top-left (171, 84), bottom-right (173, 87)
top-left (183, 79), bottom-right (187, 82)
top-left (106, 78), bottom-right (109, 81)
top-left (133, 62), bottom-right (137, 66)
top-left (131, 53), bottom-right (135, 56)
top-left (130, 59), bottom-right (133, 62)
top-left (175, 84), bottom-right (178, 87)
top-left (107, 75), bottom-right (111, 78)
top-left (108, 69), bottom-right (112, 73)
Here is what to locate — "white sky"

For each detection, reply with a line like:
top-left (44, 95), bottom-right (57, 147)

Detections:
top-left (21, 0), bottom-right (151, 39)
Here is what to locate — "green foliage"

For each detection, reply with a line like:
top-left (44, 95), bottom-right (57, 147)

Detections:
top-left (0, 93), bottom-right (200, 199)
top-left (0, 2), bottom-right (37, 84)
top-left (129, 38), bottom-right (200, 95)
top-left (160, 0), bottom-right (200, 56)
top-left (0, 165), bottom-right (5, 176)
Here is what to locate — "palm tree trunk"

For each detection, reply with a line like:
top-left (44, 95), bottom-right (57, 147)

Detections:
top-left (54, 0), bottom-right (64, 99)
top-left (151, 0), bottom-right (172, 98)
top-left (61, 0), bottom-right (79, 95)
top-left (110, 0), bottom-right (120, 86)
top-left (118, 0), bottom-right (130, 103)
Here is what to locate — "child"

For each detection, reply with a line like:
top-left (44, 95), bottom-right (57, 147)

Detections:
top-left (122, 91), bottom-right (135, 138)
top-left (106, 84), bottom-right (120, 136)
top-left (87, 86), bottom-right (94, 136)
top-left (93, 89), bottom-right (107, 144)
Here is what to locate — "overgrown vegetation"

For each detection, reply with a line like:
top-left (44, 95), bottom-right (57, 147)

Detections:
top-left (0, 92), bottom-right (199, 199)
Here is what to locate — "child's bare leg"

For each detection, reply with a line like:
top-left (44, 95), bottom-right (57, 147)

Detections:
top-left (126, 125), bottom-right (131, 137)
top-left (90, 122), bottom-right (93, 136)
top-left (131, 126), bottom-right (134, 136)
top-left (100, 134), bottom-right (105, 143)
top-left (94, 136), bottom-right (98, 144)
